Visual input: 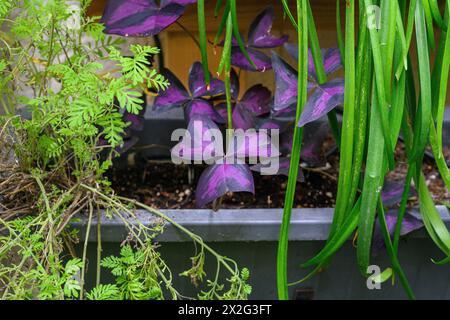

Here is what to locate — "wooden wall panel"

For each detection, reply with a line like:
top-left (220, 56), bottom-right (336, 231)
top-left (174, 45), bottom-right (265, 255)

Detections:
top-left (88, 0), bottom-right (340, 94)
top-left (88, 1), bottom-right (450, 105)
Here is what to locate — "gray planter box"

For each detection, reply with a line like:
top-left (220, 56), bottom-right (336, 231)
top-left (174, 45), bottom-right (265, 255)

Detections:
top-left (74, 206), bottom-right (450, 300)
top-left (76, 108), bottom-right (450, 299)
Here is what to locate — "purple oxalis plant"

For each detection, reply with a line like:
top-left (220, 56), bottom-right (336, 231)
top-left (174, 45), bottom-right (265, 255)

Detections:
top-left (271, 51), bottom-right (344, 128)
top-left (156, 52), bottom-right (343, 208)
top-left (102, 0), bottom-right (346, 209)
top-left (153, 62), bottom-right (226, 123)
top-left (160, 64), bottom-right (275, 208)
top-left (225, 7), bottom-right (288, 72)
top-left (195, 164), bottom-right (255, 208)
top-left (101, 0), bottom-right (197, 37)
top-left (215, 69), bottom-right (272, 130)
top-left (171, 114), bottom-right (279, 208)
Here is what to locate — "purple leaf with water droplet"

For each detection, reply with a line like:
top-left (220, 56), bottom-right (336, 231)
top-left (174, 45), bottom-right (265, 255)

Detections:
top-left (185, 99), bottom-right (225, 123)
top-left (231, 47), bottom-right (272, 71)
top-left (153, 68), bottom-right (190, 112)
top-left (298, 78), bottom-right (344, 127)
top-left (372, 209), bottom-right (423, 255)
top-left (240, 84), bottom-right (271, 116)
top-left (189, 62), bottom-right (225, 98)
top-left (247, 7), bottom-right (288, 48)
top-left (195, 164), bottom-right (255, 208)
top-left (101, 0), bottom-right (185, 37)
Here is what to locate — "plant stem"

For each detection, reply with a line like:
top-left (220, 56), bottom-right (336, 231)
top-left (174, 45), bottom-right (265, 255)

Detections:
top-left (277, 0), bottom-right (308, 300)
top-left (79, 200), bottom-right (93, 300)
top-left (197, 0), bottom-right (210, 85)
top-left (331, 0), bottom-right (356, 235)
top-left (96, 208), bottom-right (101, 287)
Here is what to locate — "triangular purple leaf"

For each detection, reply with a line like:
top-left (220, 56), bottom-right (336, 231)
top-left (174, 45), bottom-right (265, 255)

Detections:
top-left (271, 52), bottom-right (298, 111)
top-left (101, 0), bottom-right (185, 37)
top-left (298, 78), bottom-right (344, 127)
top-left (322, 48), bottom-right (342, 76)
top-left (284, 44), bottom-right (342, 80)
top-left (272, 105), bottom-right (296, 119)
top-left (185, 99), bottom-right (225, 124)
top-left (153, 68), bottom-right (190, 112)
top-left (232, 103), bottom-right (255, 130)
top-left (240, 84), bottom-right (271, 116)
top-left (247, 7), bottom-right (288, 48)
top-left (231, 47), bottom-right (272, 71)
top-left (195, 164), bottom-right (255, 208)
top-left (189, 62), bottom-right (225, 98)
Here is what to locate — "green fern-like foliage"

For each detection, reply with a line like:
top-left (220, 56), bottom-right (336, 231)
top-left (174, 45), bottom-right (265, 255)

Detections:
top-left (0, 0), bottom-right (15, 18)
top-left (86, 284), bottom-right (120, 300)
top-left (100, 244), bottom-right (165, 300)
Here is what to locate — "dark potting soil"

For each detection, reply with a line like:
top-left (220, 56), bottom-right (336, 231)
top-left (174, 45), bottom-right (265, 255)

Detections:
top-left (109, 162), bottom-right (338, 210)
top-left (108, 139), bottom-right (450, 210)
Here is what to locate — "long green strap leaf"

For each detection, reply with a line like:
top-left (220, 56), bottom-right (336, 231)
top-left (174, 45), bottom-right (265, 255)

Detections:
top-left (197, 0), bottom-right (210, 85)
top-left (213, 1), bottom-right (230, 46)
top-left (357, 84), bottom-right (385, 275)
top-left (363, 0), bottom-right (395, 170)
top-left (302, 199), bottom-right (361, 268)
top-left (331, 0), bottom-right (356, 236)
top-left (377, 197), bottom-right (415, 299)
top-left (410, 0), bottom-right (432, 163)
top-left (307, 0), bottom-right (341, 146)
top-left (282, 0), bottom-right (298, 29)
top-left (214, 0), bottom-right (223, 17)
top-left (429, 0), bottom-right (446, 28)
top-left (336, 0), bottom-right (345, 63)
top-left (435, 1), bottom-right (450, 156)
top-left (422, 0), bottom-right (436, 49)
top-left (394, 0), bottom-right (409, 79)
top-left (277, 0), bottom-right (308, 300)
